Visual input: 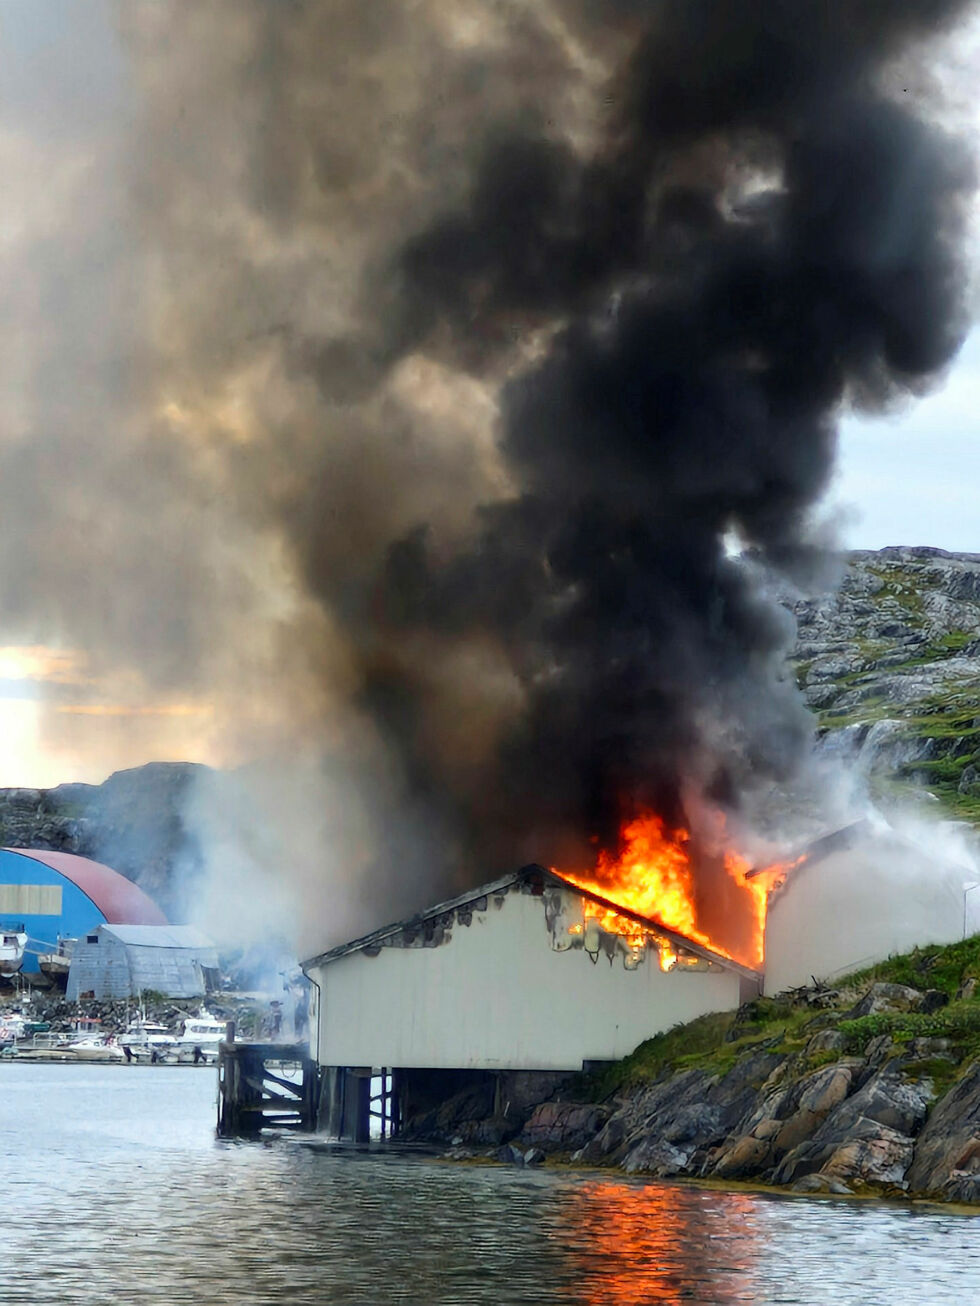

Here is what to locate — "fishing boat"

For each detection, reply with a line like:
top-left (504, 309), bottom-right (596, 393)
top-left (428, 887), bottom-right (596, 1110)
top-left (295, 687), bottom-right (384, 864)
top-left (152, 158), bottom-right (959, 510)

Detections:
top-left (37, 937), bottom-right (75, 983)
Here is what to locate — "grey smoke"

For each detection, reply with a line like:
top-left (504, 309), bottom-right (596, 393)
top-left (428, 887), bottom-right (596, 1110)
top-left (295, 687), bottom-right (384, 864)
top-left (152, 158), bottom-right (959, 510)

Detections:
top-left (0, 2), bottom-right (976, 954)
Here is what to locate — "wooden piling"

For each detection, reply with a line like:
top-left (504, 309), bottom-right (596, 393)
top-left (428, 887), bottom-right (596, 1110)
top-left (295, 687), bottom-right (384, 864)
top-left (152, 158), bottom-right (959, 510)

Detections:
top-left (217, 1041), bottom-right (318, 1137)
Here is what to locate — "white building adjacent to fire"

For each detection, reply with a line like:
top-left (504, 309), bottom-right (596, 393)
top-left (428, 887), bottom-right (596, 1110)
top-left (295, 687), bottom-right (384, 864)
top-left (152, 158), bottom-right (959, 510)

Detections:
top-left (763, 820), bottom-right (973, 995)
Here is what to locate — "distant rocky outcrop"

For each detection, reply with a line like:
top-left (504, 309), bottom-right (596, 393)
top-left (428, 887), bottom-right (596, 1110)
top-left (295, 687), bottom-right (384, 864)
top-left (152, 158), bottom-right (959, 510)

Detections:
top-left (788, 546), bottom-right (980, 822)
top-left (0, 762), bottom-right (210, 917)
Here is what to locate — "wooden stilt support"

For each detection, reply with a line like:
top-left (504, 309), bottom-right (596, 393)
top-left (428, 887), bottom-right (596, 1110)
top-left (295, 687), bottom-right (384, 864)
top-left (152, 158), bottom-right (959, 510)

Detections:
top-left (217, 1041), bottom-right (318, 1137)
top-left (369, 1069), bottom-right (399, 1139)
top-left (316, 1065), bottom-right (376, 1140)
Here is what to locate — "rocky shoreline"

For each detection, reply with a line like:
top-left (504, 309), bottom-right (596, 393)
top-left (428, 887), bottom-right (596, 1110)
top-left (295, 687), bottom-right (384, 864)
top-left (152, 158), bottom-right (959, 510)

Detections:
top-left (405, 940), bottom-right (980, 1204)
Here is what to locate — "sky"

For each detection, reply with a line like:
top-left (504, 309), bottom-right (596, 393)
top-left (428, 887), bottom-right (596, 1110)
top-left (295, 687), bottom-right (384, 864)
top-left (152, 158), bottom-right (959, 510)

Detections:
top-left (0, 2), bottom-right (978, 790)
top-left (832, 327), bottom-right (980, 553)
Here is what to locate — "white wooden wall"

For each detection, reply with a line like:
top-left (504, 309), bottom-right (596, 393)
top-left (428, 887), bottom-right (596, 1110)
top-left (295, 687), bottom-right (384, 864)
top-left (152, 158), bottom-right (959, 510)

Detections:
top-left (308, 889), bottom-right (742, 1071)
top-left (764, 837), bottom-right (966, 994)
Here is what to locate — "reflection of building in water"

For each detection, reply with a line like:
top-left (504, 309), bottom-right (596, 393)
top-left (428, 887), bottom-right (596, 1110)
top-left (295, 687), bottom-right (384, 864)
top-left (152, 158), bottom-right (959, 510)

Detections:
top-left (560, 1180), bottom-right (760, 1305)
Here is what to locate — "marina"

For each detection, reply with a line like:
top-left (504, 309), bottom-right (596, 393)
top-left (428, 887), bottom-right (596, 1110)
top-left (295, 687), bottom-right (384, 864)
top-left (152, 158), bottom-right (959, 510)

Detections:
top-left (0, 1007), bottom-right (251, 1065)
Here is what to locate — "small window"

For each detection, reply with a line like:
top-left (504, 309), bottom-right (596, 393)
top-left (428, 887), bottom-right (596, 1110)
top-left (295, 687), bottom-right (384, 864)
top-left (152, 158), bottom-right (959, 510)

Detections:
top-left (86, 935), bottom-right (99, 944)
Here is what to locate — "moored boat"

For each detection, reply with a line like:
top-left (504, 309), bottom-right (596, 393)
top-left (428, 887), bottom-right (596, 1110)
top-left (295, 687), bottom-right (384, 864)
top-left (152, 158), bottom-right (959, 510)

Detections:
top-left (67, 1034), bottom-right (126, 1062)
top-left (119, 1019), bottom-right (177, 1063)
top-left (0, 924), bottom-right (28, 977)
top-left (37, 937), bottom-right (75, 982)
top-left (0, 1014), bottom-right (25, 1046)
top-left (174, 1013), bottom-right (227, 1063)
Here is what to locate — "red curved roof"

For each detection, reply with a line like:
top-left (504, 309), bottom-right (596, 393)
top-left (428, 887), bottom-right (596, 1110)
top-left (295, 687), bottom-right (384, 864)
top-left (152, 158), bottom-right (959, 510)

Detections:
top-left (4, 849), bottom-right (167, 925)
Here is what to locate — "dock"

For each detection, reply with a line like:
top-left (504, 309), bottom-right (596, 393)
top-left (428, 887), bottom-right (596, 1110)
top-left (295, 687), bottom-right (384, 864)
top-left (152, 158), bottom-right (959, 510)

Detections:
top-left (216, 1032), bottom-right (318, 1136)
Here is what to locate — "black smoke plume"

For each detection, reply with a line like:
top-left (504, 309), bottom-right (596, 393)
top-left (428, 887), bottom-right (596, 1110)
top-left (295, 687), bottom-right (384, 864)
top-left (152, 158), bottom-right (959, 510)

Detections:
top-left (298, 0), bottom-right (976, 885)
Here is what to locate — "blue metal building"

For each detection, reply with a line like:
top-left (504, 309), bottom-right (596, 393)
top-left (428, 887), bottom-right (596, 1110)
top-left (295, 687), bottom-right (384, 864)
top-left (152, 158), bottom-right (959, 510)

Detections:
top-left (0, 848), bottom-right (167, 974)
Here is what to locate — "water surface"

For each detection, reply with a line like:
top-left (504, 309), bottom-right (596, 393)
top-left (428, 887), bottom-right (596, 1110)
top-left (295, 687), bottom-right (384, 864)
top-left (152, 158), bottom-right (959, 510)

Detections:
top-left (2, 1062), bottom-right (976, 1304)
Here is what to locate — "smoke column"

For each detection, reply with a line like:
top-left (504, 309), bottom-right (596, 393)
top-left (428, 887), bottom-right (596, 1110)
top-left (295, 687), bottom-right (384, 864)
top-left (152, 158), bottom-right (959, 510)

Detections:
top-left (265, 0), bottom-right (977, 884)
top-left (2, 2), bottom-right (978, 949)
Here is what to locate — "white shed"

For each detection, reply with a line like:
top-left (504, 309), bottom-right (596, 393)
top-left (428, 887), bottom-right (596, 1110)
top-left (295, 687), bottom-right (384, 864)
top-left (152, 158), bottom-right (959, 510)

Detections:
top-left (302, 864), bottom-right (756, 1142)
top-left (67, 924), bottom-right (219, 1000)
top-left (763, 821), bottom-right (971, 994)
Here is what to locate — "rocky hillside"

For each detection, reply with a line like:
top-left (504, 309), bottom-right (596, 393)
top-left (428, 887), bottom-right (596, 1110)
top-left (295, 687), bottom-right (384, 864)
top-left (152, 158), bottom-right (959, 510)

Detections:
top-left (789, 546), bottom-right (980, 823)
top-left (420, 939), bottom-right (980, 1201)
top-left (0, 762), bottom-right (209, 918)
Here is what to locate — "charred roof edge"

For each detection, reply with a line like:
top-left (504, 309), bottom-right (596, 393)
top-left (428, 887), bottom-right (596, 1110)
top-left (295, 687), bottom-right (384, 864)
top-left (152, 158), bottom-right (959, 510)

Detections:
top-left (301, 864), bottom-right (760, 979)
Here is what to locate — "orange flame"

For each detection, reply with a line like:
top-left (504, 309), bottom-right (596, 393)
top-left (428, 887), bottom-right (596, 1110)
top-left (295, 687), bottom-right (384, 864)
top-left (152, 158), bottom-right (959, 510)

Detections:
top-left (558, 810), bottom-right (788, 969)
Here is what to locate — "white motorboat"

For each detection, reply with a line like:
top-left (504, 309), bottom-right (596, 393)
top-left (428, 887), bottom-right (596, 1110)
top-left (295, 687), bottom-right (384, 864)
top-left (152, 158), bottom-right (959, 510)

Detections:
top-left (174, 1013), bottom-right (227, 1063)
top-left (67, 1034), bottom-right (126, 1063)
top-left (0, 926), bottom-right (28, 977)
top-left (119, 1019), bottom-right (177, 1063)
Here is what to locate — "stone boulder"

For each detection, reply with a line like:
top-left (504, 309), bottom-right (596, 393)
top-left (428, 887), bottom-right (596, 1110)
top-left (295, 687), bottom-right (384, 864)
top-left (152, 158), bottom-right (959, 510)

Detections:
top-left (710, 1061), bottom-right (856, 1181)
top-left (790, 1173), bottom-right (854, 1196)
top-left (496, 1071), bottom-right (574, 1120)
top-left (402, 1078), bottom-right (497, 1142)
top-left (489, 1144), bottom-right (526, 1165)
top-left (623, 1139), bottom-right (694, 1177)
top-left (520, 1102), bottom-right (609, 1153)
top-left (617, 1052), bottom-right (786, 1177)
top-left (943, 1172), bottom-right (980, 1202)
top-left (822, 1070), bottom-right (933, 1138)
top-left (805, 1029), bottom-right (846, 1055)
top-left (919, 990), bottom-right (950, 1015)
top-left (774, 1117), bottom-right (915, 1188)
top-left (770, 1071), bottom-right (932, 1188)
top-left (845, 982), bottom-right (924, 1018)
top-left (574, 1114), bottom-right (630, 1165)
top-left (907, 1062), bottom-right (980, 1196)
top-left (458, 1116), bottom-right (520, 1146)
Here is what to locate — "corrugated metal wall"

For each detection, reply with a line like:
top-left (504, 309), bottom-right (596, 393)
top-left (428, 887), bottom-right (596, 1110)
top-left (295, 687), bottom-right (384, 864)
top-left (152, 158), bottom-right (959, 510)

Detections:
top-left (67, 935), bottom-right (133, 999)
top-left (67, 934), bottom-right (218, 1000)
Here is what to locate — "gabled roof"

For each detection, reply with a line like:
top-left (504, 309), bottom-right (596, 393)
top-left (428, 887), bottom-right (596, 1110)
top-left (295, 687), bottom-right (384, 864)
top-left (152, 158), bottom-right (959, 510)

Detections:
top-left (301, 864), bottom-right (760, 979)
top-left (4, 849), bottom-right (167, 925)
top-left (96, 923), bottom-right (215, 951)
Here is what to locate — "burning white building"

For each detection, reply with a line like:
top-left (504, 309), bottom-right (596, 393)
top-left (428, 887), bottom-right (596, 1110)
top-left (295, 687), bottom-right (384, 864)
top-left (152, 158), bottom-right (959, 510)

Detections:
top-left (301, 864), bottom-right (759, 1140)
top-left (299, 817), bottom-right (978, 1139)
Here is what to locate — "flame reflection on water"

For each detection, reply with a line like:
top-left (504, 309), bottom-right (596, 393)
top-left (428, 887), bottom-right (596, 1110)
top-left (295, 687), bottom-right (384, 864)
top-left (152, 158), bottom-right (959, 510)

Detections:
top-left (554, 1180), bottom-right (759, 1304)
